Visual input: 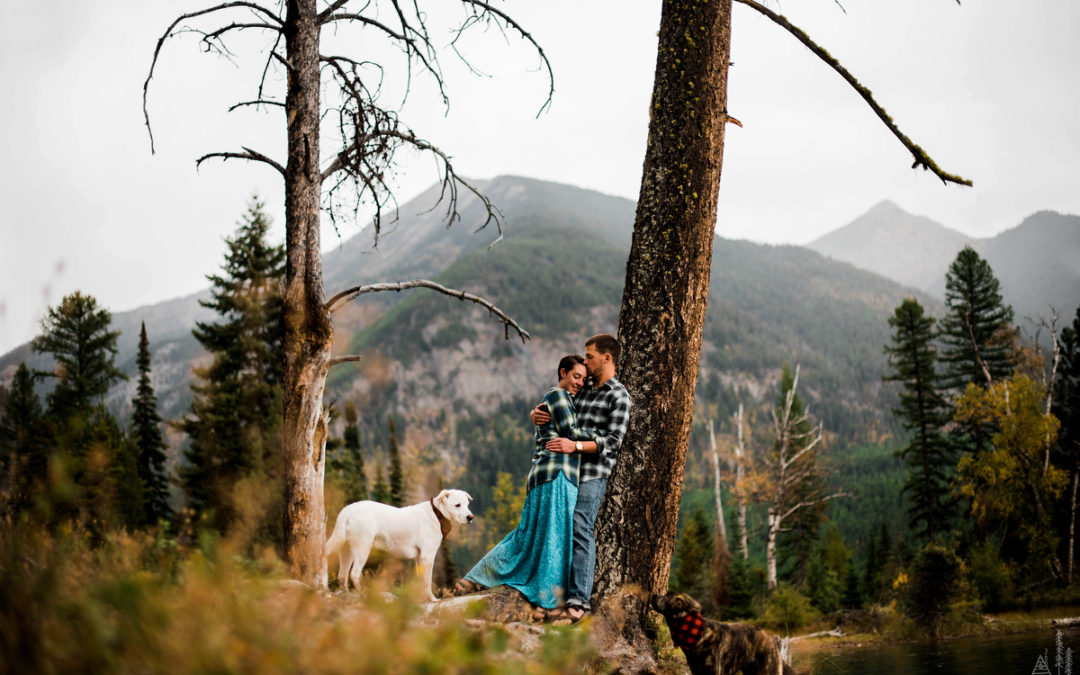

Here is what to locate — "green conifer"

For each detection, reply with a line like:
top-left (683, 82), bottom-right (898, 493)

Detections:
top-left (179, 198), bottom-right (285, 531)
top-left (31, 291), bottom-right (125, 421)
top-left (938, 247), bottom-right (1016, 393)
top-left (885, 298), bottom-right (954, 542)
top-left (388, 417), bottom-right (405, 506)
top-left (0, 363), bottom-right (46, 512)
top-left (131, 323), bottom-right (171, 526)
top-left (672, 505), bottom-right (712, 603)
top-left (372, 461), bottom-right (390, 504)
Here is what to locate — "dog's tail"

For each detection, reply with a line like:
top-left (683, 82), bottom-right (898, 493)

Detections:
top-left (326, 517), bottom-right (346, 564)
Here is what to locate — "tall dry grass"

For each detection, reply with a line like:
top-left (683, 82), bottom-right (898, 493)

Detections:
top-left (0, 516), bottom-right (598, 674)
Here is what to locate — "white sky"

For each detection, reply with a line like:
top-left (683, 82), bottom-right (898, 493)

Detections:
top-left (2, 0), bottom-right (1078, 355)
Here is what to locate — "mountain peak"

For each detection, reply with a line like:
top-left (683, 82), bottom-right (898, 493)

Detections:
top-left (807, 201), bottom-right (973, 291)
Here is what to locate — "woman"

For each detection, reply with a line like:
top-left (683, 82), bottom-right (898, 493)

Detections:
top-left (453, 354), bottom-right (593, 613)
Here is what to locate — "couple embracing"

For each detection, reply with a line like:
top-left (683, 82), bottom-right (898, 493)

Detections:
top-left (454, 334), bottom-right (631, 624)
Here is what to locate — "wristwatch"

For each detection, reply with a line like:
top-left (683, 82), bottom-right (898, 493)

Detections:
top-left (575, 441), bottom-right (583, 452)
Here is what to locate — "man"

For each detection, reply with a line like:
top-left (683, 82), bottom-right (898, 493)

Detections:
top-left (532, 333), bottom-right (631, 622)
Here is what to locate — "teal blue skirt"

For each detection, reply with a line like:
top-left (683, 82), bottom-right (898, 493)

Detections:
top-left (463, 472), bottom-right (577, 608)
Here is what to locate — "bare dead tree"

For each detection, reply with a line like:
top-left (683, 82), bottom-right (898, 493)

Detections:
top-left (733, 402), bottom-right (750, 560)
top-left (144, 0), bottom-right (549, 586)
top-left (762, 365), bottom-right (842, 590)
top-left (708, 417), bottom-right (730, 607)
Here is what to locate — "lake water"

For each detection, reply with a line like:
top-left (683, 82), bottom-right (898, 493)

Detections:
top-left (798, 626), bottom-right (1080, 675)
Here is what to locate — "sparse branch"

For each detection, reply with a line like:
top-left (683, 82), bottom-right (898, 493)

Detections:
top-left (196, 147), bottom-right (286, 176)
top-left (733, 0), bottom-right (973, 186)
top-left (780, 491), bottom-right (848, 523)
top-left (325, 279), bottom-right (530, 342)
top-left (328, 355), bottom-right (364, 369)
top-left (457, 0), bottom-right (554, 116)
top-left (228, 99), bottom-right (286, 112)
top-left (322, 9), bottom-right (448, 108)
top-left (322, 124), bottom-right (503, 244)
top-left (143, 2), bottom-right (285, 153)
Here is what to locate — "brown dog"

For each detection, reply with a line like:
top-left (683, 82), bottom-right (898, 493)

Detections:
top-left (650, 591), bottom-right (794, 675)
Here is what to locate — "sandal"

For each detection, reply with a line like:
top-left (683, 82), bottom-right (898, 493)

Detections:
top-left (451, 578), bottom-right (485, 597)
top-left (546, 605), bottom-right (586, 625)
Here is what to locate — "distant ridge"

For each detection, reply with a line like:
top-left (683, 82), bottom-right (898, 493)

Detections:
top-left (807, 200), bottom-right (976, 291)
top-left (809, 201), bottom-right (1079, 325)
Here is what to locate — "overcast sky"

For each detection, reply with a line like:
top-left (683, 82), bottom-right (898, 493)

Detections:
top-left (2, 0), bottom-right (1078, 356)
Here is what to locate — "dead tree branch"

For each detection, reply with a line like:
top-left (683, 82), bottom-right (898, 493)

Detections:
top-left (733, 0), bottom-right (973, 186)
top-left (455, 0), bottom-right (554, 116)
top-left (196, 147), bottom-right (286, 176)
top-left (143, 2), bottom-right (285, 154)
top-left (325, 279), bottom-right (530, 342)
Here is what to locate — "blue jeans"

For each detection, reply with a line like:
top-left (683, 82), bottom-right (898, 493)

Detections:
top-left (567, 476), bottom-right (607, 610)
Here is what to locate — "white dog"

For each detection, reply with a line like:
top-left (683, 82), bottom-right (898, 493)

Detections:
top-left (326, 489), bottom-right (474, 601)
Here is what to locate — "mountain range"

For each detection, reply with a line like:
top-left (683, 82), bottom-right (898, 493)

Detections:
top-left (808, 200), bottom-right (1080, 325)
top-left (1, 177), bottom-right (1075, 463)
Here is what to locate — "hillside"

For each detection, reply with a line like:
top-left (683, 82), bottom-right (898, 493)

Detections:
top-left (0, 177), bottom-right (970, 474)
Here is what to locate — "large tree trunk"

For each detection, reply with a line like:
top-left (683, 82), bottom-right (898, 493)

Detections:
top-left (281, 0), bottom-right (332, 588)
top-left (594, 0), bottom-right (734, 600)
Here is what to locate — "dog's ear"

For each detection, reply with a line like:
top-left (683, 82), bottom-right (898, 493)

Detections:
top-left (462, 491), bottom-right (473, 502)
top-left (435, 489), bottom-right (450, 503)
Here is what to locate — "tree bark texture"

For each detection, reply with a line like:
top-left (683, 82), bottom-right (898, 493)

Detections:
top-left (594, 0), bottom-right (733, 599)
top-left (281, 0), bottom-right (332, 588)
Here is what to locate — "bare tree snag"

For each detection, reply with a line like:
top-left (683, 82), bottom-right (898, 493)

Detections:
top-left (144, 0), bottom-right (548, 587)
top-left (734, 403), bottom-right (750, 560)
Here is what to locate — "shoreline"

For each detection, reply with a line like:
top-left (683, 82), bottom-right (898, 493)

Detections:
top-left (788, 606), bottom-right (1080, 659)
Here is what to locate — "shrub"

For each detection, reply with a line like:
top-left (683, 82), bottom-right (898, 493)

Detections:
top-left (904, 543), bottom-right (963, 632)
top-left (760, 583), bottom-right (818, 633)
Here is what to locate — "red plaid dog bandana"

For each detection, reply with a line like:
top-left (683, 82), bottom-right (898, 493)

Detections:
top-left (671, 611), bottom-right (706, 649)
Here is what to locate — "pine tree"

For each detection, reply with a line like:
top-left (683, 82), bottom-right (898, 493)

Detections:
top-left (342, 401), bottom-right (366, 500)
top-left (179, 198), bottom-right (285, 530)
top-left (842, 563), bottom-right (863, 609)
top-left (725, 551), bottom-right (756, 620)
top-left (131, 323), bottom-right (171, 526)
top-left (939, 247), bottom-right (1016, 393)
top-left (0, 363), bottom-right (46, 513)
top-left (31, 292), bottom-right (128, 530)
top-left (885, 298), bottom-right (955, 542)
top-left (372, 462), bottom-right (390, 504)
top-left (672, 505), bottom-right (712, 604)
top-left (32, 291), bottom-right (125, 421)
top-left (862, 526), bottom-right (879, 601)
top-left (387, 417), bottom-right (405, 506)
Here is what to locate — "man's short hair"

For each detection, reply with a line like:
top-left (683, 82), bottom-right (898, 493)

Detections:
top-left (586, 333), bottom-right (619, 366)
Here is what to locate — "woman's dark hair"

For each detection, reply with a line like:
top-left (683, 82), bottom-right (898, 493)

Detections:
top-left (557, 354), bottom-right (585, 379)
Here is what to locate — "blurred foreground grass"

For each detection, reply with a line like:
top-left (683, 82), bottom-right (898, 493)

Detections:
top-left (0, 519), bottom-right (598, 674)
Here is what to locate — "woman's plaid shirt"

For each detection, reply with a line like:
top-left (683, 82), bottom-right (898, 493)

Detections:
top-left (527, 387), bottom-right (592, 491)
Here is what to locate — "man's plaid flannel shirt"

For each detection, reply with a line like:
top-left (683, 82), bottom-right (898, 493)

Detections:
top-left (574, 376), bottom-right (631, 484)
top-left (527, 387), bottom-right (592, 491)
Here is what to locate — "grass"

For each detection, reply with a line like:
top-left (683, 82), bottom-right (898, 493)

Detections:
top-left (0, 519), bottom-right (601, 674)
